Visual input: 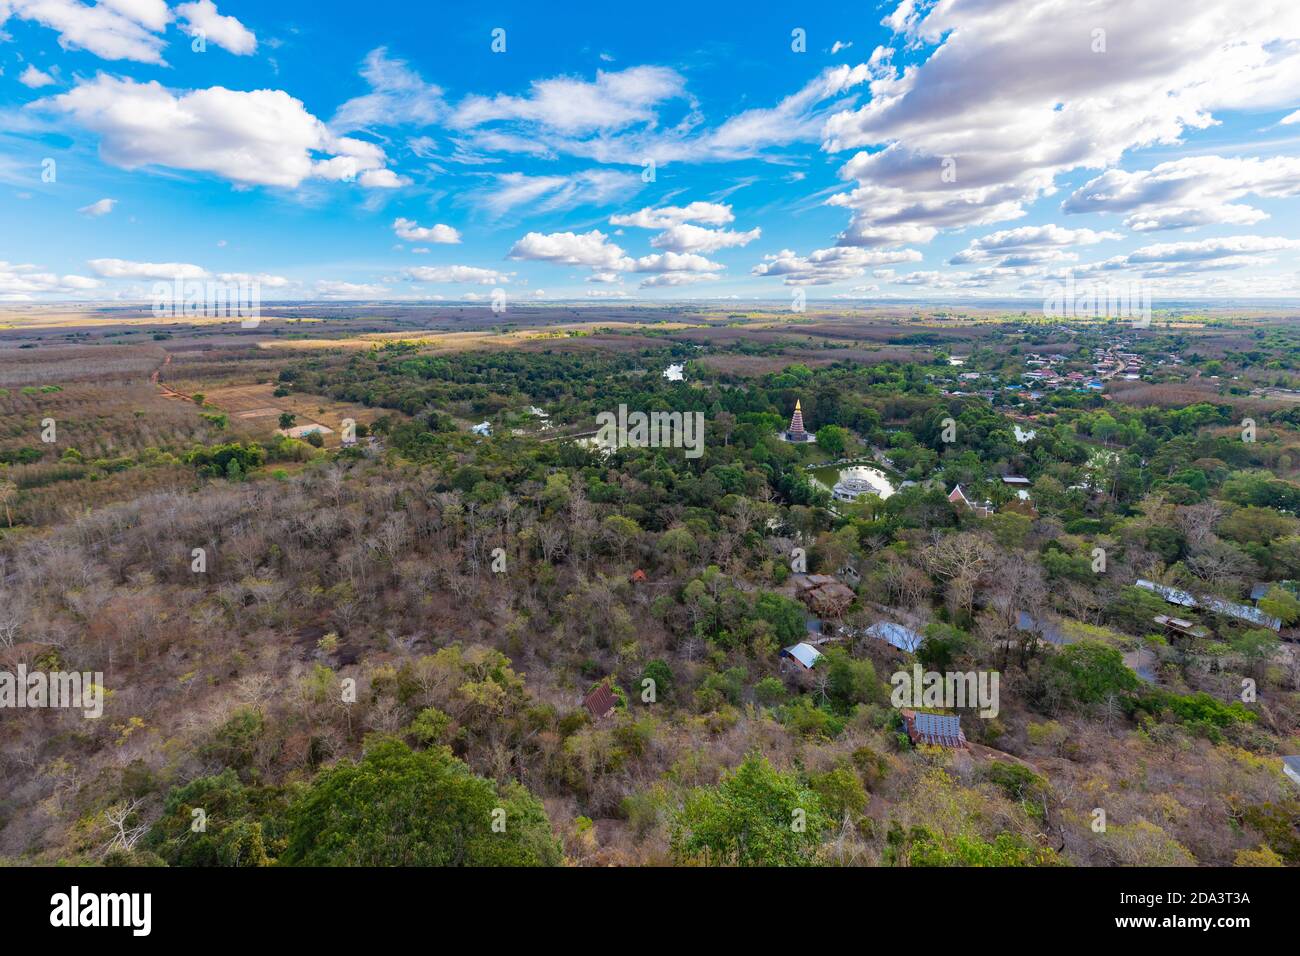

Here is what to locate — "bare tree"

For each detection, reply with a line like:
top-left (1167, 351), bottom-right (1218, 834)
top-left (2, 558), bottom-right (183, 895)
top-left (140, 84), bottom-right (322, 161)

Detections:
top-left (102, 797), bottom-right (150, 854)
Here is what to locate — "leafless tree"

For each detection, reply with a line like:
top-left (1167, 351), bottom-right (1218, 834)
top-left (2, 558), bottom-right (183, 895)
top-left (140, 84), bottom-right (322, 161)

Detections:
top-left (102, 797), bottom-right (150, 854)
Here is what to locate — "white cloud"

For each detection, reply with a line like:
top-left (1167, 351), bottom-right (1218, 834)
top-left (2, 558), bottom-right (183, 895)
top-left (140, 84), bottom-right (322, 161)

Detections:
top-left (176, 0), bottom-right (256, 56)
top-left (700, 64), bottom-right (873, 158)
top-left (1062, 155), bottom-right (1300, 231)
top-left (831, 40), bottom-right (853, 55)
top-left (358, 168), bottom-right (408, 188)
top-left (0, 261), bottom-right (102, 300)
top-left (42, 75), bottom-right (399, 189)
top-left (821, 0), bottom-right (1300, 250)
top-left (610, 201), bottom-right (735, 229)
top-left (950, 225), bottom-right (1121, 266)
top-left (752, 246), bottom-right (922, 285)
top-left (451, 66), bottom-right (686, 135)
top-left (217, 272), bottom-right (289, 287)
top-left (632, 252), bottom-right (722, 274)
top-left (78, 197), bottom-right (116, 216)
top-left (639, 272), bottom-right (719, 288)
top-left (19, 64), bottom-right (56, 88)
top-left (451, 62), bottom-right (874, 166)
top-left (610, 200), bottom-right (759, 255)
top-left (474, 169), bottom-right (641, 217)
top-left (5, 0), bottom-right (168, 63)
top-left (650, 223), bottom-right (761, 254)
top-left (88, 257), bottom-right (208, 279)
top-left (331, 47), bottom-right (443, 132)
top-left (507, 230), bottom-right (731, 286)
top-left (101, 0), bottom-right (171, 31)
top-left (1073, 235), bottom-right (1300, 277)
top-left (404, 264), bottom-right (509, 284)
top-left (393, 218), bottom-right (460, 243)
top-left (507, 229), bottom-right (632, 271)
top-left (315, 280), bottom-right (387, 297)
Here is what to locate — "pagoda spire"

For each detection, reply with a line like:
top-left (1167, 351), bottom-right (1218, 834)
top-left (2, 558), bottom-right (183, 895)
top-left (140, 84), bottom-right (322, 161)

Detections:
top-left (788, 399), bottom-right (806, 440)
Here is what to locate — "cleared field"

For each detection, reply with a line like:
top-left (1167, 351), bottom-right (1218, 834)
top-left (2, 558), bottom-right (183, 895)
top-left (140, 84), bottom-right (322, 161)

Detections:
top-left (195, 382), bottom-right (394, 445)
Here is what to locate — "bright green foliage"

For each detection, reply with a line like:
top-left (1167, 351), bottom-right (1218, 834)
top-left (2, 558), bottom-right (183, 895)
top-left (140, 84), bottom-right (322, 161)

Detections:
top-left (672, 754), bottom-right (829, 866)
top-left (1259, 586), bottom-right (1300, 626)
top-left (753, 591), bottom-right (806, 645)
top-left (815, 424), bottom-right (849, 457)
top-left (809, 765), bottom-right (868, 821)
top-left (1041, 641), bottom-right (1141, 706)
top-left (901, 826), bottom-right (1061, 867)
top-left (147, 769), bottom-right (290, 866)
top-left (281, 737), bottom-right (560, 866)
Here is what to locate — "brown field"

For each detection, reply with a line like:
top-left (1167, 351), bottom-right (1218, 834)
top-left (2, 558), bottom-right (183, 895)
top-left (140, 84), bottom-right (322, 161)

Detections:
top-left (197, 381), bottom-right (391, 444)
top-left (1105, 379), bottom-right (1291, 417)
top-left (698, 347), bottom-right (927, 375)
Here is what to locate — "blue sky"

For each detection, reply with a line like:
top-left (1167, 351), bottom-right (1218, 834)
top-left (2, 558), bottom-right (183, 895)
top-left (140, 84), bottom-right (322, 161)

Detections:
top-left (4, 0), bottom-right (1300, 304)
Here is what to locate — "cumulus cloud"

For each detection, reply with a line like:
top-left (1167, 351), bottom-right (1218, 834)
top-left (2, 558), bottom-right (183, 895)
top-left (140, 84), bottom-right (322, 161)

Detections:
top-left (175, 1), bottom-right (255, 55)
top-left (649, 223), bottom-right (761, 254)
top-left (404, 264), bottom-right (509, 284)
top-left (4, 0), bottom-right (168, 63)
top-left (40, 75), bottom-right (401, 189)
top-left (78, 197), bottom-right (116, 216)
top-left (1074, 235), bottom-right (1300, 277)
top-left (19, 64), bottom-right (56, 88)
top-left (88, 258), bottom-right (208, 279)
top-left (639, 272), bottom-right (719, 288)
top-left (507, 229), bottom-right (633, 271)
top-left (1062, 155), bottom-right (1300, 231)
top-left (611, 200), bottom-right (759, 255)
top-left (950, 225), bottom-right (1121, 266)
top-left (631, 252), bottom-right (722, 274)
top-left (392, 217), bottom-right (460, 243)
top-left (821, 0), bottom-right (1300, 249)
top-left (610, 202), bottom-right (735, 229)
top-left (507, 229), bottom-right (732, 287)
top-left (752, 246), bottom-right (922, 285)
top-left (100, 0), bottom-right (171, 31)
top-left (0, 261), bottom-right (102, 300)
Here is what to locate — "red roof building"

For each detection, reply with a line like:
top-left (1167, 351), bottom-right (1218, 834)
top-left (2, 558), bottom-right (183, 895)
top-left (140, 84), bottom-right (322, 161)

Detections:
top-left (582, 682), bottom-right (618, 721)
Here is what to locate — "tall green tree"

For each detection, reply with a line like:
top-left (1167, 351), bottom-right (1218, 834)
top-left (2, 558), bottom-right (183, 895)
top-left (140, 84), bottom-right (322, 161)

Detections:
top-left (671, 754), bottom-right (828, 866)
top-left (281, 738), bottom-right (560, 866)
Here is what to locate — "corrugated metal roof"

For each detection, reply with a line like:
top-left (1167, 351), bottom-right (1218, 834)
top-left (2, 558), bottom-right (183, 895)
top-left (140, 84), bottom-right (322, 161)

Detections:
top-left (782, 642), bottom-right (823, 669)
top-left (867, 621), bottom-right (924, 652)
top-left (908, 711), bottom-right (966, 748)
top-left (1138, 579), bottom-right (1281, 630)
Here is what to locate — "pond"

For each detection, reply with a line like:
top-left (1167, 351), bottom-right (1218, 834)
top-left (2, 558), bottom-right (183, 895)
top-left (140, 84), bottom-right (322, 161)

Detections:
top-left (812, 464), bottom-right (897, 502)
